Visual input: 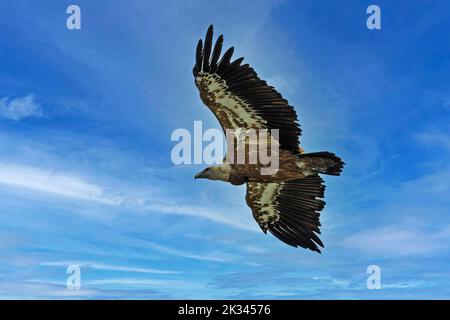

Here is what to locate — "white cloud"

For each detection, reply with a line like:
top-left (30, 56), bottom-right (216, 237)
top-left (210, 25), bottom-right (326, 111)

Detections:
top-left (341, 223), bottom-right (450, 256)
top-left (84, 278), bottom-right (201, 289)
top-left (382, 281), bottom-right (428, 289)
top-left (142, 202), bottom-right (258, 232)
top-left (0, 280), bottom-right (100, 299)
top-left (402, 166), bottom-right (450, 196)
top-left (0, 94), bottom-right (42, 121)
top-left (416, 131), bottom-right (450, 151)
top-left (143, 240), bottom-right (238, 263)
top-left (308, 276), bottom-right (351, 288)
top-left (444, 99), bottom-right (450, 111)
top-left (0, 163), bottom-right (123, 205)
top-left (41, 261), bottom-right (179, 274)
top-left (0, 162), bottom-right (257, 232)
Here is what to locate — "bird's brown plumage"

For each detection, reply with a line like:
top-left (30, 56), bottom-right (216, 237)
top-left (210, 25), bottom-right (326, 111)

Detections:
top-left (246, 176), bottom-right (326, 252)
top-left (193, 25), bottom-right (344, 252)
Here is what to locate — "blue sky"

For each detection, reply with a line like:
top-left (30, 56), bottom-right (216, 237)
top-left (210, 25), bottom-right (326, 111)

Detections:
top-left (0, 0), bottom-right (450, 299)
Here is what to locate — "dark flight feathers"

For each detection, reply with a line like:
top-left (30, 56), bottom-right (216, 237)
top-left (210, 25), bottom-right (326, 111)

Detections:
top-left (193, 26), bottom-right (340, 253)
top-left (193, 25), bottom-right (302, 154)
top-left (246, 175), bottom-right (326, 253)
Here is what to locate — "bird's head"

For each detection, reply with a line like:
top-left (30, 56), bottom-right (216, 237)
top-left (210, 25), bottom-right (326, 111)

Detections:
top-left (194, 165), bottom-right (231, 182)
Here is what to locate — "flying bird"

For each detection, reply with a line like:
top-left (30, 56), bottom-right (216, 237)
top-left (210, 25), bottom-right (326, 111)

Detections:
top-left (193, 25), bottom-right (344, 253)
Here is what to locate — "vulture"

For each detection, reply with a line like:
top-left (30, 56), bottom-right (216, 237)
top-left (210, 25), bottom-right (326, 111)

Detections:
top-left (193, 25), bottom-right (344, 253)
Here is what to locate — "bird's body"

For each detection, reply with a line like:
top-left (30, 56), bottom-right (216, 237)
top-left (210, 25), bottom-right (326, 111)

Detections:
top-left (192, 26), bottom-right (344, 252)
top-left (197, 151), bottom-right (340, 184)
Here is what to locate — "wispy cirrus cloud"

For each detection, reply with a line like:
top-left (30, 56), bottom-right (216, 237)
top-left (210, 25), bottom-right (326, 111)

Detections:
top-left (2, 280), bottom-right (171, 299)
top-left (41, 261), bottom-right (179, 275)
top-left (0, 161), bottom-right (256, 232)
top-left (0, 281), bottom-right (100, 299)
top-left (415, 131), bottom-right (450, 151)
top-left (0, 94), bottom-right (42, 121)
top-left (382, 281), bottom-right (429, 289)
top-left (341, 223), bottom-right (450, 256)
top-left (402, 166), bottom-right (450, 197)
top-left (0, 163), bottom-right (123, 205)
top-left (84, 278), bottom-right (201, 289)
top-left (141, 240), bottom-right (239, 263)
top-left (142, 202), bottom-right (258, 232)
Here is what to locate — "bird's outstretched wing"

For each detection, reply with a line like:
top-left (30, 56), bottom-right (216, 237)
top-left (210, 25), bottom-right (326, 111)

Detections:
top-left (193, 25), bottom-right (302, 154)
top-left (245, 175), bottom-right (326, 252)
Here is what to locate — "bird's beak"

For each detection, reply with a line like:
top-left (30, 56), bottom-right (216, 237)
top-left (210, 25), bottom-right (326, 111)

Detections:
top-left (194, 171), bottom-right (205, 179)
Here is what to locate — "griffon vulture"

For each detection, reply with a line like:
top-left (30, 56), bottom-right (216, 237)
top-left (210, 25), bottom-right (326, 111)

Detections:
top-left (193, 25), bottom-right (344, 253)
